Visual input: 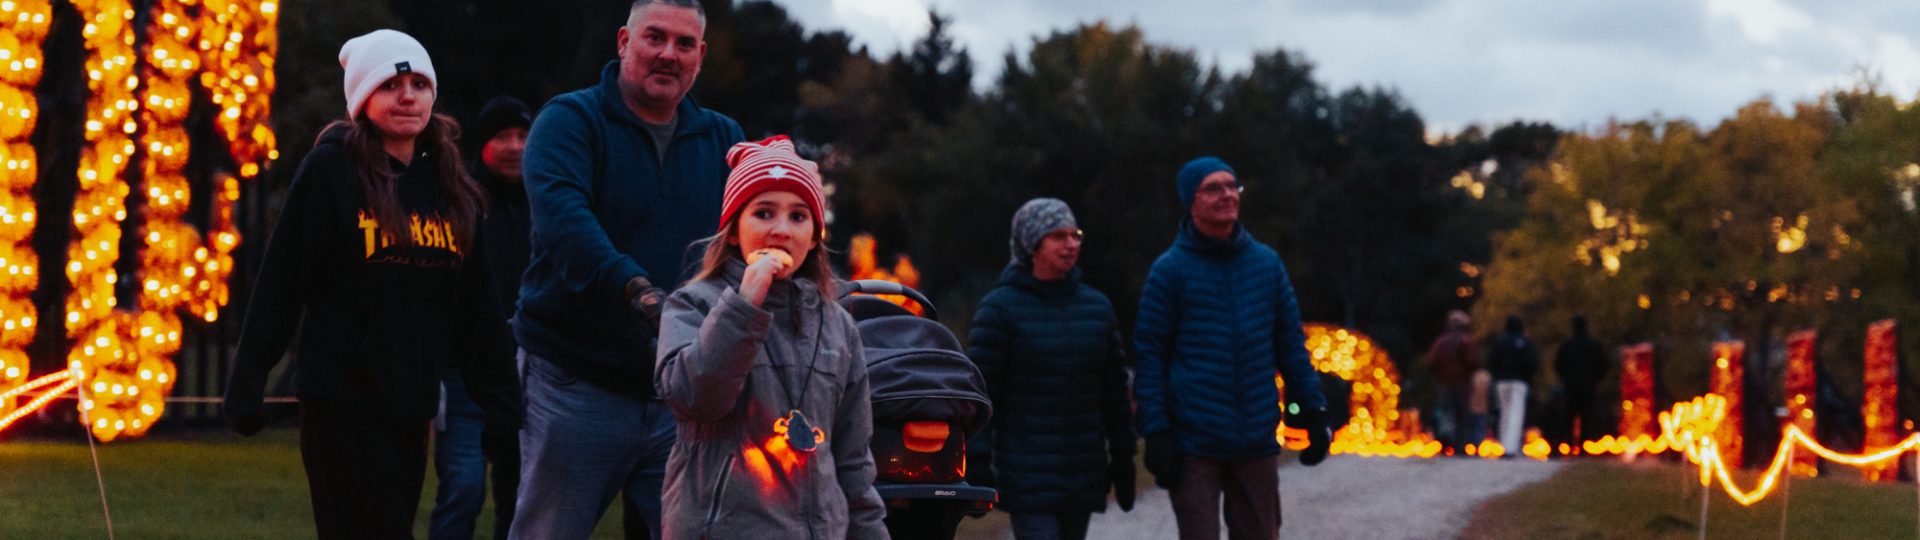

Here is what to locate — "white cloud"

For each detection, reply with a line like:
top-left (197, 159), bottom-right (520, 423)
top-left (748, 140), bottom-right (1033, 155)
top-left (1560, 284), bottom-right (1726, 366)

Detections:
top-left (1706, 0), bottom-right (1813, 43)
top-left (824, 0), bottom-right (932, 51)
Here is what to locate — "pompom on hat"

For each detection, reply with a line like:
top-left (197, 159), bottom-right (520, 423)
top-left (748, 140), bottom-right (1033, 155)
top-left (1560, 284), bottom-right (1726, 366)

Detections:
top-left (720, 135), bottom-right (826, 239)
top-left (338, 29), bottom-right (437, 119)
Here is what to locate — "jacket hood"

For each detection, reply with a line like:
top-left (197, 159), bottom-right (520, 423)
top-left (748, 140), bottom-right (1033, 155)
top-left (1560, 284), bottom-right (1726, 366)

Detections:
top-left (316, 123), bottom-right (351, 148)
top-left (1174, 218), bottom-right (1251, 257)
top-left (996, 263), bottom-right (1082, 301)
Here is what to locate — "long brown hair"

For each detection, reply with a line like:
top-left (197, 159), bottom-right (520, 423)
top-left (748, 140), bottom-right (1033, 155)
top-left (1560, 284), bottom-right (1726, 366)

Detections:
top-left (690, 220), bottom-right (836, 304)
top-left (319, 114), bottom-right (485, 252)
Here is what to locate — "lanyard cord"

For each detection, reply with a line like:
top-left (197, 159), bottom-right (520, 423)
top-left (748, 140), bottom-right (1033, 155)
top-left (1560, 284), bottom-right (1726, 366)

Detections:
top-left (762, 291), bottom-right (828, 413)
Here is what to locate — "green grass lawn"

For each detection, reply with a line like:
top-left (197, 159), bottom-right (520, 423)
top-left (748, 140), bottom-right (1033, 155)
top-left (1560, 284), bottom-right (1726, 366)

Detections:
top-left (0, 427), bottom-right (623, 539)
top-left (1462, 459), bottom-right (1920, 539)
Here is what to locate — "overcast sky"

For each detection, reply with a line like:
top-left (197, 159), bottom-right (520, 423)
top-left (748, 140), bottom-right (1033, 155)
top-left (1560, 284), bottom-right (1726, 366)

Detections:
top-left (766, 0), bottom-right (1920, 133)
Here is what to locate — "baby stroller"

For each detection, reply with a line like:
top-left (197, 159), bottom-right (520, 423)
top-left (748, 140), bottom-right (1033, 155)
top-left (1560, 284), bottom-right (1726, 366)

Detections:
top-left (840, 280), bottom-right (996, 540)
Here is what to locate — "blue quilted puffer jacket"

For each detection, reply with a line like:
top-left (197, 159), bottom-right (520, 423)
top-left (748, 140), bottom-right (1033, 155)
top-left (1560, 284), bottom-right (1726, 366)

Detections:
top-left (1133, 220), bottom-right (1326, 459)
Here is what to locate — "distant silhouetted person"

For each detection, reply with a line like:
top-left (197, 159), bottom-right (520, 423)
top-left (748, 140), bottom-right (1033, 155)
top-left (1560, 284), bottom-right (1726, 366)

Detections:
top-left (1554, 315), bottom-right (1607, 445)
top-left (1488, 315), bottom-right (1539, 453)
top-left (1425, 310), bottom-right (1480, 451)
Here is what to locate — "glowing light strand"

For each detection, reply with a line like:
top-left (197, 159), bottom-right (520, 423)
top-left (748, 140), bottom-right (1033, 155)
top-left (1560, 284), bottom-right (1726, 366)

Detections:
top-left (192, 0), bottom-right (277, 323)
top-left (63, 0), bottom-right (141, 442)
top-left (0, 0), bottom-right (51, 416)
top-left (1663, 395), bottom-right (1920, 507)
top-left (0, 377), bottom-right (77, 431)
top-left (13, 0), bottom-right (269, 442)
top-left (0, 369), bottom-right (69, 403)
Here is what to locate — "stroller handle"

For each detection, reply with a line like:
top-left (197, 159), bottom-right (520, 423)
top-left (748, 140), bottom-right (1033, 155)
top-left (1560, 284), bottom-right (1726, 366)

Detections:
top-left (841, 280), bottom-right (939, 320)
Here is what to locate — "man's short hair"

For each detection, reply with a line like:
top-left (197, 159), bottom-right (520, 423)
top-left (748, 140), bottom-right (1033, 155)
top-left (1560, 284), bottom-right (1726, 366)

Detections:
top-left (630, 0), bottom-right (706, 26)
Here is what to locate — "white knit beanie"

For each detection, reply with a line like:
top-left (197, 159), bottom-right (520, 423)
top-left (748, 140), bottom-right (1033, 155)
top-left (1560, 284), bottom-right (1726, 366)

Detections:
top-left (338, 29), bottom-right (437, 119)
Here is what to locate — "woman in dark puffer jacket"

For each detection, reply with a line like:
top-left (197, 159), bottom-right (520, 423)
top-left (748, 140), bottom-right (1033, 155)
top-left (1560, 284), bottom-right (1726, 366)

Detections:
top-left (967, 198), bottom-right (1136, 540)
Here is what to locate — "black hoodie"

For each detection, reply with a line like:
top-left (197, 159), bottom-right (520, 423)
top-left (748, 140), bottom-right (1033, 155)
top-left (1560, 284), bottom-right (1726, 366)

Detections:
top-left (225, 126), bottom-right (520, 431)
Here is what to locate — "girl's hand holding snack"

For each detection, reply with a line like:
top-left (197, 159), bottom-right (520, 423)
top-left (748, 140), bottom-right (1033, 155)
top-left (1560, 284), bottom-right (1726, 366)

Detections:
top-left (741, 248), bottom-right (793, 307)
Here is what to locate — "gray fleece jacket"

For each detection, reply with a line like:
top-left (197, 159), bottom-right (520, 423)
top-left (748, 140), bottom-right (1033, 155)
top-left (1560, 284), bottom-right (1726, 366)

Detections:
top-left (655, 259), bottom-right (888, 540)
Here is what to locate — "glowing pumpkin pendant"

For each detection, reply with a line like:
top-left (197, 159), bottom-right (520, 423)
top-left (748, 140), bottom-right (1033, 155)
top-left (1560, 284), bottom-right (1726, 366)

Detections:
top-left (778, 409), bottom-right (824, 453)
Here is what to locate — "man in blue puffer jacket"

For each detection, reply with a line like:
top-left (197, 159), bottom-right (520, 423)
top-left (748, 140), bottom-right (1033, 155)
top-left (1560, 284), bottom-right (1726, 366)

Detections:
top-left (1134, 156), bottom-right (1332, 540)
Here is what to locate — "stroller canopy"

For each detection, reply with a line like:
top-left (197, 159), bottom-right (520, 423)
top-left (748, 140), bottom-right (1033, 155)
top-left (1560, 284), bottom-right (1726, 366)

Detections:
top-left (844, 295), bottom-right (993, 436)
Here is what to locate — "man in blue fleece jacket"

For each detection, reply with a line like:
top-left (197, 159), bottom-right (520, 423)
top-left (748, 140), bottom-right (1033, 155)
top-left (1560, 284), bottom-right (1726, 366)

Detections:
top-left (509, 0), bottom-right (744, 537)
top-left (1133, 157), bottom-right (1333, 540)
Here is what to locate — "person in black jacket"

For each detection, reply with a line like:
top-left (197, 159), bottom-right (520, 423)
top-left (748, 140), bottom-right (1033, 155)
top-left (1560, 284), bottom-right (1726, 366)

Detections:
top-left (222, 30), bottom-right (520, 539)
top-left (429, 95), bottom-right (530, 540)
top-left (1488, 315), bottom-right (1539, 454)
top-left (967, 198), bottom-right (1135, 540)
top-left (1554, 315), bottom-right (1607, 444)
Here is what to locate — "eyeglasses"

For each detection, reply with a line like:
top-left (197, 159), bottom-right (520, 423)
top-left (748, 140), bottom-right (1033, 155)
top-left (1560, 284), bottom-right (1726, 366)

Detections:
top-left (1044, 228), bottom-right (1086, 242)
top-left (1197, 182), bottom-right (1243, 196)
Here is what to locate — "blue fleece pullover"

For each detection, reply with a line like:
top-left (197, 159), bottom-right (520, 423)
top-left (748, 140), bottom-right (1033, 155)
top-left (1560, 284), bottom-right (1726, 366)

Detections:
top-left (515, 61), bottom-right (745, 397)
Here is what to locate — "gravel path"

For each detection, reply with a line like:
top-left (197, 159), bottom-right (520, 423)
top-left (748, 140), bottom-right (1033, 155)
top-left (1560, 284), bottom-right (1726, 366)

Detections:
top-left (959, 455), bottom-right (1563, 539)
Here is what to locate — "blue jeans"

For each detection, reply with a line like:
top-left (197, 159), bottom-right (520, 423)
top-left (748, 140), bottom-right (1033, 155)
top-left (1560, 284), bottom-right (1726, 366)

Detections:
top-left (508, 351), bottom-right (675, 540)
top-left (431, 373), bottom-right (518, 539)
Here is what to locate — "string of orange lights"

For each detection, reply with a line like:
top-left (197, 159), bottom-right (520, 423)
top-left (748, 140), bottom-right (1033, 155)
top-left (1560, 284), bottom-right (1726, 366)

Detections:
top-left (64, 0), bottom-right (142, 440)
top-left (0, 374), bottom-right (76, 431)
top-left (0, 0), bottom-right (274, 440)
top-left (1657, 394), bottom-right (1920, 507)
top-left (0, 0), bottom-right (51, 417)
top-left (193, 0), bottom-right (276, 320)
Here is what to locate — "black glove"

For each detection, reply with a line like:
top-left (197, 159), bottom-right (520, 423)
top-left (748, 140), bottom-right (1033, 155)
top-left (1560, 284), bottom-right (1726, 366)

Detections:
top-left (222, 387), bottom-right (267, 436)
top-left (625, 276), bottom-right (666, 334)
top-left (1143, 431), bottom-right (1184, 490)
top-left (1295, 407), bottom-right (1333, 466)
top-left (967, 452), bottom-right (995, 488)
top-left (1109, 452), bottom-right (1136, 512)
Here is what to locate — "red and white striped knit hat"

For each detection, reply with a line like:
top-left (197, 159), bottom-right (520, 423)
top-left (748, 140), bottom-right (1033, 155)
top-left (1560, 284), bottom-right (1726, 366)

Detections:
top-left (720, 135), bottom-right (826, 239)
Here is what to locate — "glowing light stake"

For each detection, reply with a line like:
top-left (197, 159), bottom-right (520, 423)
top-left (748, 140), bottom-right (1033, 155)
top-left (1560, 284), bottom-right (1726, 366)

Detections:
top-left (0, 0), bottom-right (51, 417)
top-left (1710, 341), bottom-right (1745, 469)
top-left (1864, 320), bottom-right (1899, 481)
top-left (1783, 330), bottom-right (1817, 477)
top-left (1619, 343), bottom-right (1656, 445)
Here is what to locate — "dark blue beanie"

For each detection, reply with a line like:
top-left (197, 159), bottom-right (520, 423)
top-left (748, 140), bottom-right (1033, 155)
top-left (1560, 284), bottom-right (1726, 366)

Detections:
top-left (1177, 157), bottom-right (1235, 213)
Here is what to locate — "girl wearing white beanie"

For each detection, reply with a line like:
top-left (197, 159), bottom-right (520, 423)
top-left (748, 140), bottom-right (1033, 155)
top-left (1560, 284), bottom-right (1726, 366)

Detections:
top-left (223, 29), bottom-right (520, 539)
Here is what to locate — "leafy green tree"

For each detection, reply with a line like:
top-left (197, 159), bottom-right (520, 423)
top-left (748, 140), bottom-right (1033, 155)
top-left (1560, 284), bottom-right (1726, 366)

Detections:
top-left (1477, 98), bottom-right (1891, 461)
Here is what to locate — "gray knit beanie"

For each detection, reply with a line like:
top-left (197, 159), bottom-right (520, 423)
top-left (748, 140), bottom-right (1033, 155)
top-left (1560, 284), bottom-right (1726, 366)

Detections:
top-left (1009, 198), bottom-right (1078, 267)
